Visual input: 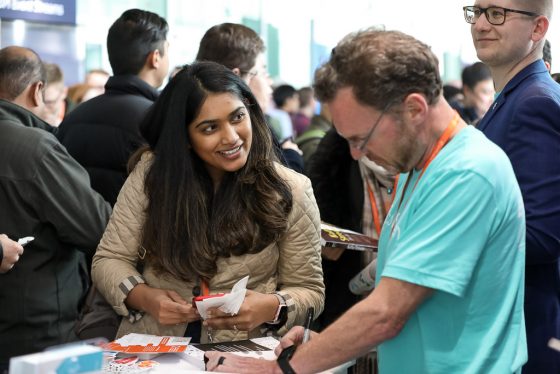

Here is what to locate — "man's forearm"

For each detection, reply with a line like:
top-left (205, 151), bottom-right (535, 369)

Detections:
top-left (288, 277), bottom-right (432, 374)
top-left (288, 297), bottom-right (396, 374)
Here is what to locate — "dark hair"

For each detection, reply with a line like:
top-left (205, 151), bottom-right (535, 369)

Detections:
top-left (0, 46), bottom-right (46, 100)
top-left (461, 62), bottom-right (492, 91)
top-left (298, 86), bottom-right (314, 107)
top-left (273, 84), bottom-right (297, 108)
top-left (443, 84), bottom-right (463, 102)
top-left (134, 61), bottom-right (293, 280)
top-left (196, 23), bottom-right (265, 79)
top-left (543, 39), bottom-right (552, 67)
top-left (107, 9), bottom-right (168, 75)
top-left (314, 28), bottom-right (442, 110)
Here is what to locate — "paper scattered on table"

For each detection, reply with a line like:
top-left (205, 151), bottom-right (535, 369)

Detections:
top-left (183, 336), bottom-right (278, 369)
top-left (103, 334), bottom-right (190, 354)
top-left (195, 275), bottom-right (249, 319)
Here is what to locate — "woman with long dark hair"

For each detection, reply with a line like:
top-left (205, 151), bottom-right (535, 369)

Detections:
top-left (92, 62), bottom-right (324, 343)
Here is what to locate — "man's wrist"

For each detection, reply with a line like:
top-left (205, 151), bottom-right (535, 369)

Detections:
top-left (276, 345), bottom-right (297, 374)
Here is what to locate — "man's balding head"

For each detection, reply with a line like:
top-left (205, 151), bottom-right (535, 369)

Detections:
top-left (0, 46), bottom-right (45, 101)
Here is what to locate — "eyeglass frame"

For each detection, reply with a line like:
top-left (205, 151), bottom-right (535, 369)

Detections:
top-left (463, 5), bottom-right (539, 26)
top-left (348, 101), bottom-right (394, 152)
top-left (239, 69), bottom-right (268, 80)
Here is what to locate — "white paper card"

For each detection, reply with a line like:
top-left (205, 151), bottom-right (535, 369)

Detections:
top-left (195, 276), bottom-right (249, 319)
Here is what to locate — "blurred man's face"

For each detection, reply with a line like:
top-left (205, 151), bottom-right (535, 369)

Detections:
top-left (244, 53), bottom-right (273, 112)
top-left (464, 78), bottom-right (495, 116)
top-left (85, 72), bottom-right (109, 89)
top-left (37, 82), bottom-right (67, 127)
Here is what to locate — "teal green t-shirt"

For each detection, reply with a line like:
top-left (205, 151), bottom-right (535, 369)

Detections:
top-left (376, 126), bottom-right (527, 373)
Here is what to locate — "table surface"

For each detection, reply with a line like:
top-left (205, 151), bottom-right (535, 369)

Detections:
top-left (147, 352), bottom-right (355, 374)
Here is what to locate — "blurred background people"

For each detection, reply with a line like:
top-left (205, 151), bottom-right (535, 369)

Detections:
top-left (442, 83), bottom-right (464, 104)
top-left (543, 39), bottom-right (552, 72)
top-left (291, 86), bottom-right (316, 136)
top-left (450, 62), bottom-right (494, 125)
top-left (65, 69), bottom-right (111, 106)
top-left (57, 9), bottom-right (169, 206)
top-left (66, 83), bottom-right (101, 104)
top-left (36, 62), bottom-right (70, 127)
top-left (269, 84), bottom-right (299, 140)
top-left (85, 68), bottom-right (110, 94)
top-left (296, 101), bottom-right (332, 171)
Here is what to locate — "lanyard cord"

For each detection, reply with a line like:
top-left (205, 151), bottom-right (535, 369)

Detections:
top-left (366, 175), bottom-right (399, 236)
top-left (390, 113), bottom-right (460, 236)
top-left (201, 279), bottom-right (209, 296)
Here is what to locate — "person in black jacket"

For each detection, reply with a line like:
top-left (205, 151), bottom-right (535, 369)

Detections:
top-left (0, 46), bottom-right (111, 370)
top-left (57, 9), bottom-right (169, 206)
top-left (195, 23), bottom-right (304, 173)
top-left (307, 129), bottom-right (364, 329)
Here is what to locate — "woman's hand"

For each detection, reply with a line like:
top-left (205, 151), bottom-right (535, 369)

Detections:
top-left (203, 290), bottom-right (278, 331)
top-left (126, 284), bottom-right (200, 325)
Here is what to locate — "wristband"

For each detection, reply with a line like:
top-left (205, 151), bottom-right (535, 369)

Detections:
top-left (277, 344), bottom-right (297, 374)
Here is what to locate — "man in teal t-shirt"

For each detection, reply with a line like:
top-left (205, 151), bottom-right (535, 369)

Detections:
top-left (377, 125), bottom-right (526, 373)
top-left (202, 28), bottom-right (527, 374)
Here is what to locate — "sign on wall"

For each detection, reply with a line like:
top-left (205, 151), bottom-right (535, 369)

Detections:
top-left (0, 0), bottom-right (76, 25)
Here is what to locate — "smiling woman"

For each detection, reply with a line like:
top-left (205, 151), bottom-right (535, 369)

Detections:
top-left (91, 61), bottom-right (324, 344)
top-left (188, 93), bottom-right (253, 186)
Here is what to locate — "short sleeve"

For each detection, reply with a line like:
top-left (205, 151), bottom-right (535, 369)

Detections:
top-left (381, 169), bottom-right (497, 297)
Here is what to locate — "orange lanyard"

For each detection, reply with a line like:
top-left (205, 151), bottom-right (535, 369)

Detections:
top-left (366, 175), bottom-right (399, 235)
top-left (201, 279), bottom-right (210, 296)
top-left (391, 114), bottom-right (460, 235)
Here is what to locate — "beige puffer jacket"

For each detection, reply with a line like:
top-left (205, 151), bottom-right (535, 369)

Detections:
top-left (92, 153), bottom-right (324, 342)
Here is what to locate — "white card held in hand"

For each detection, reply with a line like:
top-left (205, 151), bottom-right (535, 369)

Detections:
top-left (195, 276), bottom-right (249, 319)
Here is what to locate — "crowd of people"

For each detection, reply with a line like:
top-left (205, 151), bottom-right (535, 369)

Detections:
top-left (1, 1), bottom-right (560, 373)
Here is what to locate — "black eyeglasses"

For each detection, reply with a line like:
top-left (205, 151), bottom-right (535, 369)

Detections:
top-left (348, 102), bottom-right (393, 152)
top-left (463, 5), bottom-right (539, 25)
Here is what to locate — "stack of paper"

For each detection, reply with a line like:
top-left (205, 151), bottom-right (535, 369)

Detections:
top-left (103, 334), bottom-right (191, 354)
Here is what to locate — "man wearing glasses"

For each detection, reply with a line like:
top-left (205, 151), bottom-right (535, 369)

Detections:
top-left (465, 1), bottom-right (560, 372)
top-left (205, 28), bottom-right (527, 374)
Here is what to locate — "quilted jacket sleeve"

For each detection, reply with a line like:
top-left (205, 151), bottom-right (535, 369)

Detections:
top-left (91, 154), bottom-right (150, 316)
top-left (275, 166), bottom-right (325, 334)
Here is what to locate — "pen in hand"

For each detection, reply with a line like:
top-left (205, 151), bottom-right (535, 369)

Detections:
top-left (302, 307), bottom-right (314, 343)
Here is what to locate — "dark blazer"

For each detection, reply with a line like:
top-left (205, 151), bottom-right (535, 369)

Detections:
top-left (57, 75), bottom-right (159, 206)
top-left (477, 59), bottom-right (560, 374)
